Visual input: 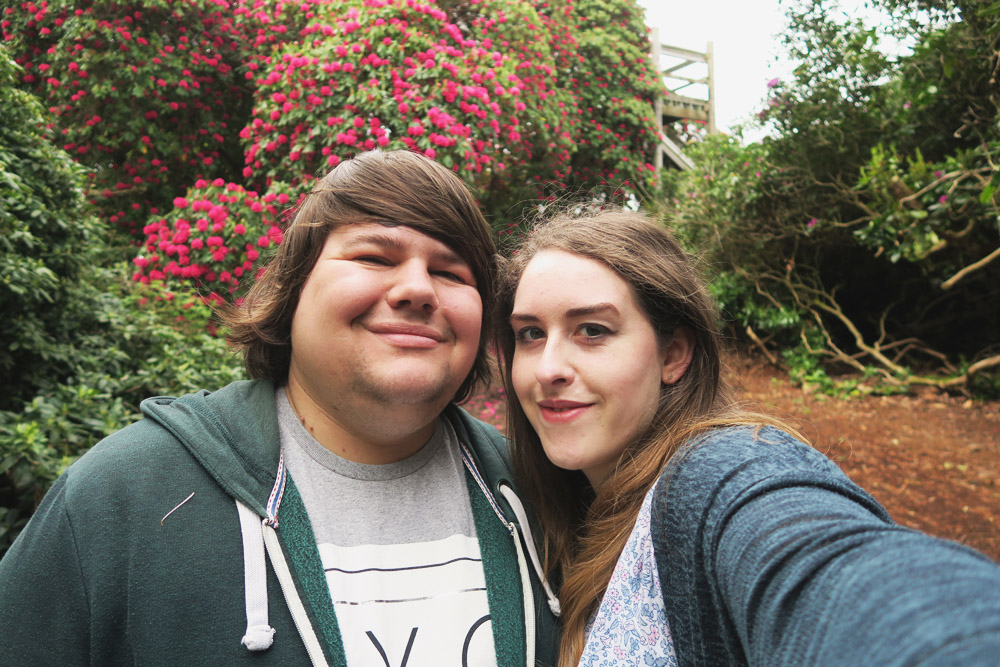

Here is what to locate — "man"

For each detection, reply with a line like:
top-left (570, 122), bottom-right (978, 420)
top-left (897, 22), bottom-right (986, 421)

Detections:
top-left (0, 151), bottom-right (560, 665)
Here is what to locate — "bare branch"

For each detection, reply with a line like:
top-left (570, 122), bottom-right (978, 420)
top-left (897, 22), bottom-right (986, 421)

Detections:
top-left (826, 213), bottom-right (874, 229)
top-left (968, 354), bottom-right (1000, 377)
top-left (806, 291), bottom-right (908, 375)
top-left (808, 307), bottom-right (869, 373)
top-left (746, 326), bottom-right (780, 366)
top-left (941, 245), bottom-right (1000, 290)
top-left (896, 170), bottom-right (964, 205)
top-left (948, 217), bottom-right (981, 242)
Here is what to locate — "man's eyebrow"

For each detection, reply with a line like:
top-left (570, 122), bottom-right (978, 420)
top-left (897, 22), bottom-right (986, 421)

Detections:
top-left (430, 245), bottom-right (467, 266)
top-left (510, 303), bottom-right (620, 323)
top-left (340, 233), bottom-right (408, 252)
top-left (341, 232), bottom-right (467, 265)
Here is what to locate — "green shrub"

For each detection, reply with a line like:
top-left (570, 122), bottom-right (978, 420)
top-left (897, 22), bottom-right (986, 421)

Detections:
top-left (0, 47), bottom-right (245, 554)
top-left (0, 275), bottom-right (245, 554)
top-left (662, 0), bottom-right (999, 395)
top-left (0, 46), bottom-right (110, 410)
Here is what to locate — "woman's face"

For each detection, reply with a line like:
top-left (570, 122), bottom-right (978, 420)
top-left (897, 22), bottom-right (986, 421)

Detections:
top-left (510, 250), bottom-right (685, 486)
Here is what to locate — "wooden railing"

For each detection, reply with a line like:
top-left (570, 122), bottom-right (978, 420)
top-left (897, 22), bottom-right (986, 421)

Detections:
top-left (650, 28), bottom-right (716, 170)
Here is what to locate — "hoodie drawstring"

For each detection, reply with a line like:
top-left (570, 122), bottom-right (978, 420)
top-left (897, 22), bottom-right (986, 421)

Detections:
top-left (235, 458), bottom-right (328, 665)
top-left (235, 453), bottom-right (287, 652)
top-left (236, 500), bottom-right (276, 651)
top-left (498, 483), bottom-right (562, 617)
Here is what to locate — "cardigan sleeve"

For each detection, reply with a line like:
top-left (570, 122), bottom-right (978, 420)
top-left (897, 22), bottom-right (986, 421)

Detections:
top-left (651, 426), bottom-right (1000, 667)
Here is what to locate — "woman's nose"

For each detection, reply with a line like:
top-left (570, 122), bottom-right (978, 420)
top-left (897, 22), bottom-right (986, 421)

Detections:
top-left (535, 339), bottom-right (573, 386)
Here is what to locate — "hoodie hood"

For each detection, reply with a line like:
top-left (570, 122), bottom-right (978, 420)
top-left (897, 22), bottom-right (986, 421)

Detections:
top-left (140, 379), bottom-right (281, 517)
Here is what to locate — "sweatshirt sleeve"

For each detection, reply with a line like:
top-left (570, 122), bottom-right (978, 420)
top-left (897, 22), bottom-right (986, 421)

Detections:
top-left (651, 426), bottom-right (1000, 667)
top-left (0, 473), bottom-right (91, 665)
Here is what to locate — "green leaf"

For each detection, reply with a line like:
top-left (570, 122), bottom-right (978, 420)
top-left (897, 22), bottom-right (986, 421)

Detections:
top-left (980, 183), bottom-right (995, 205)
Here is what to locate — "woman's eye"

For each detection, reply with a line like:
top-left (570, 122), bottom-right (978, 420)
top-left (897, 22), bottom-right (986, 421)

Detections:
top-left (514, 326), bottom-right (545, 343)
top-left (579, 324), bottom-right (610, 338)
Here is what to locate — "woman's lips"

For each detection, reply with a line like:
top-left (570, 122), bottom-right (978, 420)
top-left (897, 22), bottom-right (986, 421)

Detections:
top-left (537, 399), bottom-right (593, 423)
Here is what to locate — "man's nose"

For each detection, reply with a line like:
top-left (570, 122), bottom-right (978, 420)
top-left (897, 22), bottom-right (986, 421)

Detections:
top-left (386, 260), bottom-right (439, 312)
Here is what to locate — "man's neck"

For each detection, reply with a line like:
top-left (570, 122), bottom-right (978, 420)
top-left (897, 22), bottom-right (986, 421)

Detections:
top-left (283, 380), bottom-right (442, 464)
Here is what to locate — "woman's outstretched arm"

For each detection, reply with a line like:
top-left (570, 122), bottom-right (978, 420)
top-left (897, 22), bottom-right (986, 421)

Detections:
top-left (652, 425), bottom-right (1000, 667)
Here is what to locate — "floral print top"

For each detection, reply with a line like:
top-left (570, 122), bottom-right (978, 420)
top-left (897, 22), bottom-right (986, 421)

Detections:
top-left (579, 484), bottom-right (678, 667)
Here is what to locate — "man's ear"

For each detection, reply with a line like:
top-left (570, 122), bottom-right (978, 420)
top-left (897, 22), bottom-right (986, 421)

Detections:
top-left (661, 327), bottom-right (694, 384)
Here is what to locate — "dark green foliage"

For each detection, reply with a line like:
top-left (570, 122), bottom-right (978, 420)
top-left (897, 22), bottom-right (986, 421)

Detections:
top-left (0, 276), bottom-right (246, 552)
top-left (663, 0), bottom-right (1000, 394)
top-left (0, 48), bottom-right (245, 553)
top-left (0, 47), bottom-right (108, 411)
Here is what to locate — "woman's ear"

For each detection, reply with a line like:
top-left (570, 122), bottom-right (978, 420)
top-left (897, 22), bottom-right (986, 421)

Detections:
top-left (661, 327), bottom-right (694, 384)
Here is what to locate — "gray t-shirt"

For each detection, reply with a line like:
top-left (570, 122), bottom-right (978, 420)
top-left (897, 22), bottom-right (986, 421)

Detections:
top-left (276, 388), bottom-right (495, 666)
top-left (276, 387), bottom-right (477, 545)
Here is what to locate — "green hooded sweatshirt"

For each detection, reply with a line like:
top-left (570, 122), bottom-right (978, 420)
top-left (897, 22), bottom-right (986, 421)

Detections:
top-left (0, 380), bottom-right (559, 666)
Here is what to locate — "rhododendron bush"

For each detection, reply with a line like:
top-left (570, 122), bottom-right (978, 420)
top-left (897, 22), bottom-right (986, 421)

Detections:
top-left (3, 0), bottom-right (278, 234)
top-left (243, 0), bottom-right (576, 205)
top-left (133, 178), bottom-right (293, 298)
top-left (564, 0), bottom-right (662, 194)
top-left (3, 0), bottom-right (663, 298)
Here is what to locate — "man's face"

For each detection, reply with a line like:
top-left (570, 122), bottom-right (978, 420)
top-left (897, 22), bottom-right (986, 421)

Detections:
top-left (288, 222), bottom-right (482, 431)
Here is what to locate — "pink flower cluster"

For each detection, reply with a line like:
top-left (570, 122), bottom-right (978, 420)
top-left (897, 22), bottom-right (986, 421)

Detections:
top-left (7, 0), bottom-right (666, 301)
top-left (2, 0), bottom-right (300, 233)
top-left (548, 2), bottom-right (664, 193)
top-left (239, 0), bottom-right (576, 197)
top-left (131, 178), bottom-right (295, 298)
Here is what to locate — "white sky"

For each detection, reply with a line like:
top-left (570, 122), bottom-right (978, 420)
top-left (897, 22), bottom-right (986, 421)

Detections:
top-left (636, 0), bottom-right (793, 136)
top-left (636, 0), bottom-right (900, 138)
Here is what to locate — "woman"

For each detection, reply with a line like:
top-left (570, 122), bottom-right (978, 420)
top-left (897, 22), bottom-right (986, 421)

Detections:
top-left (494, 209), bottom-right (1000, 666)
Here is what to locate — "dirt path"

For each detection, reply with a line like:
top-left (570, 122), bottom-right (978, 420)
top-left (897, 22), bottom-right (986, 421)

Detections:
top-left (461, 353), bottom-right (1000, 562)
top-left (729, 354), bottom-right (1000, 562)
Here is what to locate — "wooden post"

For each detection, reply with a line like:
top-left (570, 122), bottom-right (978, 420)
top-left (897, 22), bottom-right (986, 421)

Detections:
top-left (651, 27), bottom-right (664, 171)
top-left (706, 41), bottom-right (716, 135)
top-left (649, 31), bottom-right (714, 169)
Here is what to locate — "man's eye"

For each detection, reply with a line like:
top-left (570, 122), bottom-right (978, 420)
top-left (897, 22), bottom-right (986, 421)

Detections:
top-left (434, 269), bottom-right (467, 284)
top-left (514, 326), bottom-right (545, 342)
top-left (355, 255), bottom-right (391, 266)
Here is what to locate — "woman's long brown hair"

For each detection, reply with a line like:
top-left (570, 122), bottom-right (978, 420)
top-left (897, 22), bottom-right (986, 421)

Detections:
top-left (494, 210), bottom-right (798, 665)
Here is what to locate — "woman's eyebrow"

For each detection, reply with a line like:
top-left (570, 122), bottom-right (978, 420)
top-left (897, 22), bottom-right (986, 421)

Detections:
top-left (510, 303), bottom-right (620, 324)
top-left (564, 303), bottom-right (619, 318)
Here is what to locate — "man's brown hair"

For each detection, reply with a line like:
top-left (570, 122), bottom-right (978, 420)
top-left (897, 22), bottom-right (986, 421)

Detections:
top-left (223, 150), bottom-right (496, 402)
